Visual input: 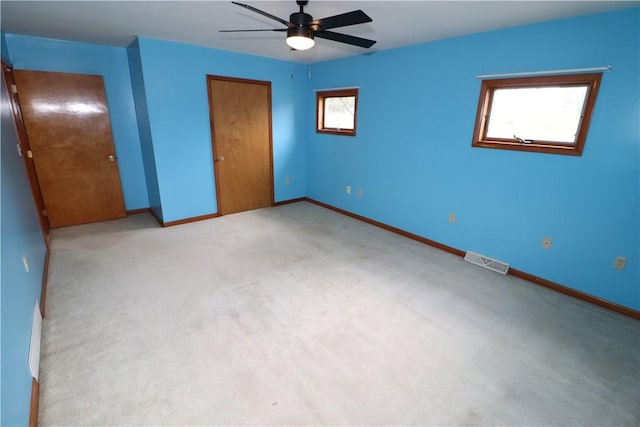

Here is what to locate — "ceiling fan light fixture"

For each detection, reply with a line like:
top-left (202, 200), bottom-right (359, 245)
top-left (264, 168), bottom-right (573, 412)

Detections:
top-left (224, 1), bottom-right (375, 51)
top-left (286, 27), bottom-right (315, 50)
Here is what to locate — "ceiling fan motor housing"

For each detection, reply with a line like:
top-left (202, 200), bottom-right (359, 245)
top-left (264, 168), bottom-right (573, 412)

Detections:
top-left (288, 27), bottom-right (313, 39)
top-left (290, 12), bottom-right (313, 26)
top-left (289, 10), bottom-right (314, 39)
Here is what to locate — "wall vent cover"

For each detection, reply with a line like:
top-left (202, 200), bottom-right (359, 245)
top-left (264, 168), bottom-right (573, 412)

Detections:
top-left (464, 251), bottom-right (509, 275)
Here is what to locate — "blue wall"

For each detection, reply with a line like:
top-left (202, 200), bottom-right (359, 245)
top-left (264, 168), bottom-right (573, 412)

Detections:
top-left (1, 32), bottom-right (5, 424)
top-left (133, 37), bottom-right (307, 223)
top-left (127, 39), bottom-right (162, 221)
top-left (1, 35), bottom-right (48, 426)
top-left (4, 34), bottom-right (149, 211)
top-left (306, 8), bottom-right (640, 310)
top-left (1, 30), bottom-right (9, 63)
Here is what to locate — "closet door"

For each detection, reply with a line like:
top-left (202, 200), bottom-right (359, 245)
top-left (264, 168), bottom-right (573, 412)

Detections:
top-left (208, 75), bottom-right (273, 215)
top-left (14, 70), bottom-right (126, 227)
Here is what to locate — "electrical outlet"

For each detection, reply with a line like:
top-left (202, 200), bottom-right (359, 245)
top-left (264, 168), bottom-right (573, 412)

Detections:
top-left (346, 185), bottom-right (351, 194)
top-left (22, 255), bottom-right (30, 273)
top-left (449, 213), bottom-right (456, 223)
top-left (542, 237), bottom-right (552, 250)
top-left (614, 256), bottom-right (627, 270)
top-left (285, 176), bottom-right (291, 185)
top-left (357, 188), bottom-right (363, 198)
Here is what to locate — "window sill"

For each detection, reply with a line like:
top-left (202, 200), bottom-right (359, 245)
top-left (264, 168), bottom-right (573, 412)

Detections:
top-left (472, 139), bottom-right (582, 156)
top-left (316, 129), bottom-right (356, 137)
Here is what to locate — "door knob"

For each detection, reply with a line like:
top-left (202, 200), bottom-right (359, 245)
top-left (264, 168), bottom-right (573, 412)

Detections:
top-left (108, 155), bottom-right (116, 162)
top-left (217, 155), bottom-right (225, 161)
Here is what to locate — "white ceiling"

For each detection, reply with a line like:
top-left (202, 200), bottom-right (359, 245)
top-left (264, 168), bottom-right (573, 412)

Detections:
top-left (1, 1), bottom-right (638, 63)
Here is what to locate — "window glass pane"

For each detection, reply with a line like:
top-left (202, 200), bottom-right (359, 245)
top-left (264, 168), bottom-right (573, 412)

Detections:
top-left (324, 96), bottom-right (355, 129)
top-left (486, 86), bottom-right (588, 144)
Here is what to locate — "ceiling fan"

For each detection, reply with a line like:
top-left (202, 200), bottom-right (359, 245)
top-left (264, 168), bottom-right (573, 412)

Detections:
top-left (220, 1), bottom-right (376, 51)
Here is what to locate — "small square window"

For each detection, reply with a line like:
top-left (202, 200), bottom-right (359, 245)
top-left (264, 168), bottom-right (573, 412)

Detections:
top-left (471, 73), bottom-right (602, 155)
top-left (317, 89), bottom-right (358, 136)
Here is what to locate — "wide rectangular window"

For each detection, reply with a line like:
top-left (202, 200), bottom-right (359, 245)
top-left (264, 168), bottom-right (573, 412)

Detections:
top-left (316, 88), bottom-right (357, 136)
top-left (471, 73), bottom-right (602, 155)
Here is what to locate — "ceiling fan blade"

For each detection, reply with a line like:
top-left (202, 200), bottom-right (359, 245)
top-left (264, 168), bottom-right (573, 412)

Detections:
top-left (220, 29), bottom-right (287, 32)
top-left (315, 30), bottom-right (376, 48)
top-left (231, 1), bottom-right (294, 28)
top-left (309, 10), bottom-right (372, 30)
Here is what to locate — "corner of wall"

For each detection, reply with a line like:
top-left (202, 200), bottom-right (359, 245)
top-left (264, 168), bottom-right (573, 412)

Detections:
top-left (126, 37), bottom-right (163, 222)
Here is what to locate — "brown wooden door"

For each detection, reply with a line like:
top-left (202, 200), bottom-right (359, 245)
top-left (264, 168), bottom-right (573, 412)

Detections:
top-left (13, 70), bottom-right (126, 228)
top-left (208, 76), bottom-right (274, 215)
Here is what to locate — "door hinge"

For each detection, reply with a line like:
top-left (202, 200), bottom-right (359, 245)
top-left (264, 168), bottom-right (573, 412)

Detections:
top-left (16, 143), bottom-right (23, 157)
top-left (42, 209), bottom-right (47, 217)
top-left (26, 149), bottom-right (33, 159)
top-left (11, 84), bottom-right (17, 94)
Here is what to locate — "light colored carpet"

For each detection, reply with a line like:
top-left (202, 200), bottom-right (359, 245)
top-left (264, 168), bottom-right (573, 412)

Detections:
top-left (39, 202), bottom-right (639, 426)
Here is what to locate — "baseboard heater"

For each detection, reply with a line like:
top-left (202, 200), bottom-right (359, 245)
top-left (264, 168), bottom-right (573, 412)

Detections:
top-left (29, 302), bottom-right (42, 381)
top-left (464, 251), bottom-right (509, 275)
